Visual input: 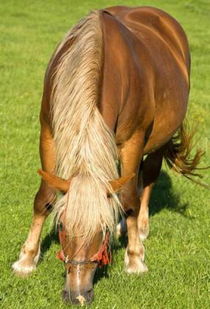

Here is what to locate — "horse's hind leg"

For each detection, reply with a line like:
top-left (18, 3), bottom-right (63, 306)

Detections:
top-left (138, 149), bottom-right (163, 241)
top-left (119, 131), bottom-right (148, 274)
top-left (12, 120), bottom-right (56, 276)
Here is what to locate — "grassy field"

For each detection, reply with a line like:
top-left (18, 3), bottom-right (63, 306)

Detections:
top-left (0, 0), bottom-right (210, 308)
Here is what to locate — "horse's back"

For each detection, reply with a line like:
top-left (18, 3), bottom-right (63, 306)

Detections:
top-left (100, 6), bottom-right (190, 153)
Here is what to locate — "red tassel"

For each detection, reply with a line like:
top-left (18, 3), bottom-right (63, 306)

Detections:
top-left (56, 226), bottom-right (111, 267)
top-left (90, 232), bottom-right (111, 267)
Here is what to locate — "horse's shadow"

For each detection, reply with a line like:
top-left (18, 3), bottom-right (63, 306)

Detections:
top-left (40, 170), bottom-right (189, 282)
top-left (149, 170), bottom-right (188, 216)
top-left (39, 228), bottom-right (59, 262)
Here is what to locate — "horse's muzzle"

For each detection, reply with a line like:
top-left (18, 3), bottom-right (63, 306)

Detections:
top-left (62, 288), bottom-right (94, 305)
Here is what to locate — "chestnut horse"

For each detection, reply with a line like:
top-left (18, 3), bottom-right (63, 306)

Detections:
top-left (13, 6), bottom-right (202, 305)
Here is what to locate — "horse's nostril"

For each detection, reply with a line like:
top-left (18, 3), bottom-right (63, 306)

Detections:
top-left (85, 288), bottom-right (94, 302)
top-left (62, 290), bottom-right (70, 303)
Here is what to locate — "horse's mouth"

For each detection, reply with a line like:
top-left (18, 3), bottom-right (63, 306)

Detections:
top-left (62, 289), bottom-right (94, 305)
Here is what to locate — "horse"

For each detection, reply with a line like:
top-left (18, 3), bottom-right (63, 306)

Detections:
top-left (12, 6), bottom-right (203, 305)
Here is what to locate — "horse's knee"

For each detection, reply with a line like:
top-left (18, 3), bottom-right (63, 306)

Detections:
top-left (120, 187), bottom-right (139, 213)
top-left (34, 182), bottom-right (56, 215)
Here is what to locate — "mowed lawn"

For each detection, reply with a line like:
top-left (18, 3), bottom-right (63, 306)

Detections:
top-left (0, 0), bottom-right (210, 308)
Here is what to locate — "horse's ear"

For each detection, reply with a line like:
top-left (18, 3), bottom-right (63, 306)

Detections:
top-left (109, 173), bottom-right (135, 193)
top-left (37, 169), bottom-right (71, 193)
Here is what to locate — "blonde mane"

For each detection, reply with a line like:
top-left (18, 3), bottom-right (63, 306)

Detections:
top-left (48, 11), bottom-right (121, 242)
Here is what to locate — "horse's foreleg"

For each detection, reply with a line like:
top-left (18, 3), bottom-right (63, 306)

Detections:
top-left (119, 131), bottom-right (148, 274)
top-left (12, 121), bottom-right (56, 276)
top-left (138, 150), bottom-right (163, 241)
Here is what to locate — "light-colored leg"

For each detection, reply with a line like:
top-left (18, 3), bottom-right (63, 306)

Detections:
top-left (12, 215), bottom-right (45, 275)
top-left (138, 150), bottom-right (163, 241)
top-left (124, 214), bottom-right (148, 274)
top-left (119, 131), bottom-right (147, 274)
top-left (138, 184), bottom-right (153, 241)
top-left (12, 122), bottom-right (56, 276)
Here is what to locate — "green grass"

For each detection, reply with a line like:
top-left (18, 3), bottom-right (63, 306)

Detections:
top-left (0, 0), bottom-right (210, 308)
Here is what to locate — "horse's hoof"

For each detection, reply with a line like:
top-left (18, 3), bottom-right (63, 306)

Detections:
top-left (12, 245), bottom-right (40, 277)
top-left (125, 262), bottom-right (148, 275)
top-left (125, 260), bottom-right (148, 274)
top-left (124, 248), bottom-right (148, 274)
top-left (12, 260), bottom-right (36, 277)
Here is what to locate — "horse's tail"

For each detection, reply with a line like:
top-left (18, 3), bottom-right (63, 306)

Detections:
top-left (163, 124), bottom-right (209, 187)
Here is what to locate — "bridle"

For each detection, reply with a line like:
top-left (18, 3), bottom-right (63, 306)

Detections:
top-left (56, 223), bottom-right (111, 268)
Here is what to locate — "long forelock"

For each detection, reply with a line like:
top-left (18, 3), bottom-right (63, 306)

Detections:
top-left (54, 175), bottom-right (120, 242)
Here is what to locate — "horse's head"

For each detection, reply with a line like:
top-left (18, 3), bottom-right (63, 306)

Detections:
top-left (38, 169), bottom-right (134, 305)
top-left (57, 218), bottom-right (108, 305)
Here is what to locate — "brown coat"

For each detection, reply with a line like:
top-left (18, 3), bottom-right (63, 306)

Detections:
top-left (100, 6), bottom-right (190, 154)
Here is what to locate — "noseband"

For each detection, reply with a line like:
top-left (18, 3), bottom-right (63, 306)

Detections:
top-left (56, 224), bottom-right (111, 268)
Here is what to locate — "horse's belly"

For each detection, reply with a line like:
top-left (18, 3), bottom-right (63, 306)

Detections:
top-left (143, 98), bottom-right (188, 154)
